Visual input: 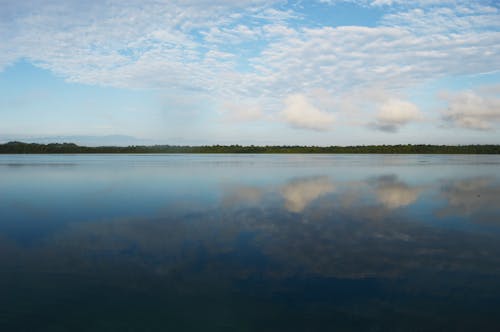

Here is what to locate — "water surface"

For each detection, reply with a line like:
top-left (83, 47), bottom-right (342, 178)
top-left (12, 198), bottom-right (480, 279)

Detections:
top-left (1, 154), bottom-right (500, 331)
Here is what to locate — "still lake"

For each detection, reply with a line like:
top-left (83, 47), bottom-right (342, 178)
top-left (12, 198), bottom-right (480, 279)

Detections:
top-left (1, 154), bottom-right (500, 331)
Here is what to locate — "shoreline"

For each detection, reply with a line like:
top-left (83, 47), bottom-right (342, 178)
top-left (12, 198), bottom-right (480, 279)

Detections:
top-left (1, 142), bottom-right (500, 154)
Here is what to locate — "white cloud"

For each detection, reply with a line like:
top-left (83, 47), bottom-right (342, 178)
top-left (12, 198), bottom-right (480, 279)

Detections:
top-left (371, 99), bottom-right (422, 132)
top-left (318, 0), bottom-right (488, 8)
top-left (281, 94), bottom-right (335, 131)
top-left (0, 0), bottom-right (499, 132)
top-left (440, 87), bottom-right (500, 130)
top-left (219, 101), bottom-right (264, 122)
top-left (2, 0), bottom-right (498, 93)
top-left (250, 16), bottom-right (500, 102)
top-left (371, 0), bottom-right (393, 5)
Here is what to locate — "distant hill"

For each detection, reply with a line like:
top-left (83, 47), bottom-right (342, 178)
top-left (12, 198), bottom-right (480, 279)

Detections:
top-left (0, 135), bottom-right (159, 147)
top-left (1, 141), bottom-right (499, 154)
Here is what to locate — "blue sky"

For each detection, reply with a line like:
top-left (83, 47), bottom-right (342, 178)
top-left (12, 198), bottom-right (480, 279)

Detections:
top-left (0, 0), bottom-right (499, 145)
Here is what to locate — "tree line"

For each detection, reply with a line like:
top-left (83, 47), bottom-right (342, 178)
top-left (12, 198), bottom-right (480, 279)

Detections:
top-left (1, 141), bottom-right (499, 154)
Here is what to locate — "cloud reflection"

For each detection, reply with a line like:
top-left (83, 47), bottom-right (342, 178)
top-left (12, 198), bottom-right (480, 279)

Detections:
top-left (281, 176), bottom-right (335, 212)
top-left (220, 175), bottom-right (336, 213)
top-left (372, 175), bottom-right (422, 209)
top-left (439, 177), bottom-right (500, 224)
top-left (2, 174), bottom-right (500, 285)
top-left (18, 174), bottom-right (497, 282)
top-left (221, 186), bottom-right (264, 208)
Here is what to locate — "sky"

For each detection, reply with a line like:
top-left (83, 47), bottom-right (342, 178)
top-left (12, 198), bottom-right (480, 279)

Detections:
top-left (0, 0), bottom-right (499, 146)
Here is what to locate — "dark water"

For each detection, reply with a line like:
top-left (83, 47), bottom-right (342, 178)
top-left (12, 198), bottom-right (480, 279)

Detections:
top-left (1, 154), bottom-right (500, 331)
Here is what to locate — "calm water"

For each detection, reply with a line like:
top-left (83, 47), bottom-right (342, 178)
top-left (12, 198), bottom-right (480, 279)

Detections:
top-left (1, 154), bottom-right (500, 331)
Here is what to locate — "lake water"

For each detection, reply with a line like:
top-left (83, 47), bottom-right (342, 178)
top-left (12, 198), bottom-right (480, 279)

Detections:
top-left (1, 154), bottom-right (500, 331)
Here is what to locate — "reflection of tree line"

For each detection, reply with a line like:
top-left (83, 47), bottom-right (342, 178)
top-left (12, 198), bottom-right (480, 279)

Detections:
top-left (2, 174), bottom-right (498, 282)
top-left (2, 141), bottom-right (500, 154)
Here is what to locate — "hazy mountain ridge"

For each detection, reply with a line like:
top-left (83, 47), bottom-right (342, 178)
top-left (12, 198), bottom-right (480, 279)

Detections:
top-left (0, 135), bottom-right (160, 147)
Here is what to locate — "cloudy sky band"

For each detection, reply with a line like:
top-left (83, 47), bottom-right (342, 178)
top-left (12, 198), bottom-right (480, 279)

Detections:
top-left (0, 0), bottom-right (499, 144)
